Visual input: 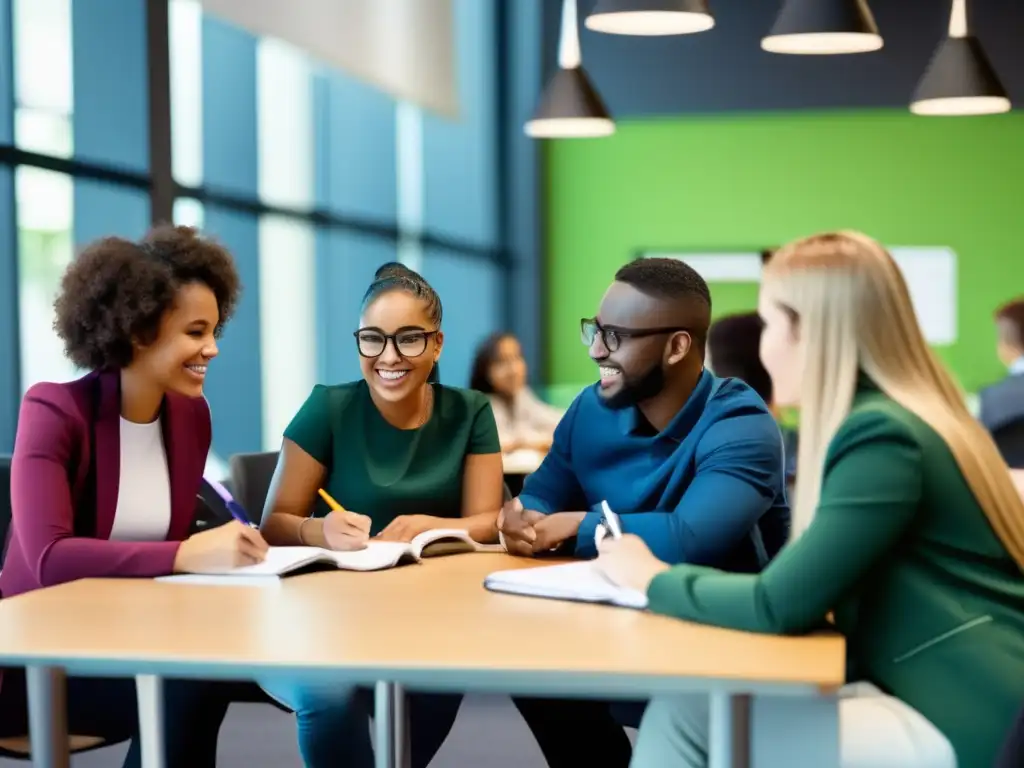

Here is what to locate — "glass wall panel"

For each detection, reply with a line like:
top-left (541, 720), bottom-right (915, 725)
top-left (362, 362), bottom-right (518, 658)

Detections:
top-left (421, 247), bottom-right (503, 388)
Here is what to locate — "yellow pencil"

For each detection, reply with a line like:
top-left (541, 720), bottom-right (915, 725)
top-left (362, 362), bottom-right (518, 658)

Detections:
top-left (318, 488), bottom-right (346, 513)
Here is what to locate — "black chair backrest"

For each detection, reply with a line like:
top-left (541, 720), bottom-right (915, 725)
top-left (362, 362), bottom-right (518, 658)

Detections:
top-left (990, 417), bottom-right (1024, 469)
top-left (190, 478), bottom-right (243, 534)
top-left (0, 455), bottom-right (10, 567)
top-left (229, 451), bottom-right (280, 526)
top-left (997, 702), bottom-right (1024, 768)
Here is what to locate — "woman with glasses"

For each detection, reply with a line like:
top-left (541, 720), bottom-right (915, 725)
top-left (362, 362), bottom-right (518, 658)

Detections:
top-left (258, 262), bottom-right (504, 768)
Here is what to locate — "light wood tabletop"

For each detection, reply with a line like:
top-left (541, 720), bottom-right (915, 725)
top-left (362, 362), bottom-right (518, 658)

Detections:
top-left (0, 553), bottom-right (844, 695)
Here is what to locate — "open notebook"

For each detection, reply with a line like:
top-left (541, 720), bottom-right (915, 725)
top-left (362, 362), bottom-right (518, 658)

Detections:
top-left (483, 561), bottom-right (648, 610)
top-left (160, 528), bottom-right (501, 582)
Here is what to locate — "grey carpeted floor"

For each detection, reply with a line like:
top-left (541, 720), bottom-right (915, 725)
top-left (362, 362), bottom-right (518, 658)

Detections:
top-left (0, 694), bottom-right (635, 767)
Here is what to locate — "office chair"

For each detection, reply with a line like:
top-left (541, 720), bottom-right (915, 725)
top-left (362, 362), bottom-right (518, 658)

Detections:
top-left (997, 702), bottom-right (1024, 768)
top-left (228, 451), bottom-right (280, 526)
top-left (0, 456), bottom-right (119, 759)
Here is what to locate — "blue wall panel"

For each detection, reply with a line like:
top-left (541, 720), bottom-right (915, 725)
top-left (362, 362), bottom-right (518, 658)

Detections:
top-left (421, 248), bottom-right (501, 389)
top-left (313, 72), bottom-right (397, 223)
top-left (316, 229), bottom-right (395, 386)
top-left (201, 17), bottom-right (258, 196)
top-left (73, 180), bottom-right (149, 246)
top-left (503, 0), bottom-right (545, 385)
top-left (0, 0), bottom-right (12, 146)
top-left (422, 0), bottom-right (499, 248)
top-left (72, 0), bottom-right (148, 172)
top-left (201, 206), bottom-right (262, 457)
top-left (0, 167), bottom-right (17, 451)
top-left (1, 0), bottom-right (16, 449)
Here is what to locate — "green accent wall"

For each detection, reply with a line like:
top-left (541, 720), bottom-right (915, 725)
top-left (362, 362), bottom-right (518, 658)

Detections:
top-left (545, 110), bottom-right (1024, 401)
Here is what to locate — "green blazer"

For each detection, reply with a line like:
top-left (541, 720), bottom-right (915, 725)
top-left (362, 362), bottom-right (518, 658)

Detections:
top-left (646, 382), bottom-right (1024, 767)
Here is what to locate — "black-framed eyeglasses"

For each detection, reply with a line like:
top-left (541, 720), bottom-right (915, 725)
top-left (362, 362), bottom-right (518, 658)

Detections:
top-left (580, 317), bottom-right (690, 353)
top-left (354, 328), bottom-right (438, 358)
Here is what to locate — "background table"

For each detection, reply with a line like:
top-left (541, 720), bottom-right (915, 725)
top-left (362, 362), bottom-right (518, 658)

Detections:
top-left (0, 554), bottom-right (846, 768)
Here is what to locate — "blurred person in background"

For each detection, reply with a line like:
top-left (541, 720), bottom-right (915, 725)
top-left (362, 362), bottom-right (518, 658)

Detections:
top-left (707, 312), bottom-right (796, 485)
top-left (979, 298), bottom-right (1024, 467)
top-left (706, 312), bottom-right (773, 407)
top-left (470, 331), bottom-right (563, 454)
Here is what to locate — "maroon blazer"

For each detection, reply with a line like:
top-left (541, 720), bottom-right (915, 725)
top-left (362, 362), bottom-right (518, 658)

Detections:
top-left (0, 370), bottom-right (210, 602)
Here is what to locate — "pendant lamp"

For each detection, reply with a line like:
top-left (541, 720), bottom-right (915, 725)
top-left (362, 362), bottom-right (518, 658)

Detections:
top-left (585, 0), bottom-right (714, 36)
top-left (910, 0), bottom-right (1010, 116)
top-left (525, 0), bottom-right (614, 139)
top-left (762, 0), bottom-right (882, 55)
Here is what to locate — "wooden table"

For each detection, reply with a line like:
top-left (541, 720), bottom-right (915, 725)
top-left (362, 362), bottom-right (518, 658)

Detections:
top-left (0, 554), bottom-right (845, 768)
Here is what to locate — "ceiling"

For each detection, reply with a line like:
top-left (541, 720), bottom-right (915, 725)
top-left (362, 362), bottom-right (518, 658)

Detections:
top-left (199, 0), bottom-right (458, 116)
top-left (543, 0), bottom-right (1023, 116)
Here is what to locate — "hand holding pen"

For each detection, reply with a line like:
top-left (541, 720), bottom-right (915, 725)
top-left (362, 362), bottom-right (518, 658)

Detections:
top-left (173, 479), bottom-right (268, 573)
top-left (318, 488), bottom-right (372, 552)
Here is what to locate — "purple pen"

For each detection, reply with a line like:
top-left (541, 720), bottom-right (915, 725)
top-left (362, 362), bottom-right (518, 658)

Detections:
top-left (205, 478), bottom-right (257, 528)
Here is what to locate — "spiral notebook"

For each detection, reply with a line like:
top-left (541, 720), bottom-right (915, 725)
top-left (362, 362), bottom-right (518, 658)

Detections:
top-left (159, 528), bottom-right (502, 583)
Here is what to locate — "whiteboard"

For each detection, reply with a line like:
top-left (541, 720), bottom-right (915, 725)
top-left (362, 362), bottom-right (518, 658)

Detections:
top-left (647, 247), bottom-right (958, 345)
top-left (889, 247), bottom-right (957, 346)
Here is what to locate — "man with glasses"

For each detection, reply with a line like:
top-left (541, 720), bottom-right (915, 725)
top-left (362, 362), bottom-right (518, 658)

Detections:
top-left (501, 257), bottom-right (789, 768)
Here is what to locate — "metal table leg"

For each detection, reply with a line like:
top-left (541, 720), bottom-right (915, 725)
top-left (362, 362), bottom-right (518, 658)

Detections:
top-left (25, 665), bottom-right (69, 768)
top-left (709, 692), bottom-right (750, 768)
top-left (375, 681), bottom-right (396, 768)
top-left (391, 683), bottom-right (411, 768)
top-left (136, 675), bottom-right (165, 768)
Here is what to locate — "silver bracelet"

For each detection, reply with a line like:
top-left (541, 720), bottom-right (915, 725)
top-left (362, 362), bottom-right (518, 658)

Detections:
top-left (298, 517), bottom-right (314, 545)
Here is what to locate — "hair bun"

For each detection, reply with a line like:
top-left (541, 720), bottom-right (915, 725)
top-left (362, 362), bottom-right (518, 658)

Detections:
top-left (374, 261), bottom-right (422, 282)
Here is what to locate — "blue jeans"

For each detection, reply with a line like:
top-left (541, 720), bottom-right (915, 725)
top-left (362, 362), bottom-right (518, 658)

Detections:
top-left (260, 678), bottom-right (462, 768)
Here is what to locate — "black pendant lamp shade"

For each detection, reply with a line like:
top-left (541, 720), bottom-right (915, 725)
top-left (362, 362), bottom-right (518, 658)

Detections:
top-left (526, 0), bottom-right (615, 139)
top-left (524, 67), bottom-right (615, 139)
top-left (762, 0), bottom-right (882, 55)
top-left (911, 36), bottom-right (1010, 116)
top-left (585, 0), bottom-right (714, 36)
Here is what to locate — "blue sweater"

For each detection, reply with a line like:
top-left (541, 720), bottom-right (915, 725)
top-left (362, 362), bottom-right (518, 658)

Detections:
top-left (519, 370), bottom-right (790, 570)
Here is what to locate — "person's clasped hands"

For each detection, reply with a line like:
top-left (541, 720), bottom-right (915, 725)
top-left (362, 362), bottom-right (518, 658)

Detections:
top-left (498, 497), bottom-right (585, 556)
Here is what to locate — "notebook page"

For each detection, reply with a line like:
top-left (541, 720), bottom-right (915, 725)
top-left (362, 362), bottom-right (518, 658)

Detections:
top-left (485, 561), bottom-right (648, 609)
top-left (327, 541), bottom-right (414, 571)
top-left (217, 546), bottom-right (328, 576)
top-left (156, 547), bottom-right (327, 581)
top-left (410, 528), bottom-right (505, 557)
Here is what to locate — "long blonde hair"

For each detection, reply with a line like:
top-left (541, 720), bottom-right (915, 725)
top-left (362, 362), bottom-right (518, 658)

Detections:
top-left (765, 231), bottom-right (1024, 570)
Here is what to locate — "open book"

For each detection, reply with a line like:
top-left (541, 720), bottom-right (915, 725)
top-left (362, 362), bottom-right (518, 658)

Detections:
top-left (160, 528), bottom-right (502, 582)
top-left (484, 561), bottom-right (648, 610)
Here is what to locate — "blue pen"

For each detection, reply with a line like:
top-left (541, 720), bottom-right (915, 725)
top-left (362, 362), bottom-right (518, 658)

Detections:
top-left (206, 478), bottom-right (258, 529)
top-left (600, 499), bottom-right (622, 540)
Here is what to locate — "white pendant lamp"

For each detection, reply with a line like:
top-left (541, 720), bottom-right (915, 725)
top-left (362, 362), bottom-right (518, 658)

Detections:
top-left (585, 0), bottom-right (714, 36)
top-left (910, 0), bottom-right (1011, 116)
top-left (762, 0), bottom-right (882, 55)
top-left (524, 0), bottom-right (615, 139)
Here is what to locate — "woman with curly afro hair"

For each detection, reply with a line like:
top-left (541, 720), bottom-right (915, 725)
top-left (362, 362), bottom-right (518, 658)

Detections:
top-left (0, 225), bottom-right (268, 767)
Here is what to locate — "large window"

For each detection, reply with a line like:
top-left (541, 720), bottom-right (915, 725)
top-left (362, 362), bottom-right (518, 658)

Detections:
top-left (13, 0), bottom-right (76, 390)
top-left (0, 0), bottom-right (511, 454)
top-left (256, 38), bottom-right (316, 450)
top-left (13, 0), bottom-right (73, 158)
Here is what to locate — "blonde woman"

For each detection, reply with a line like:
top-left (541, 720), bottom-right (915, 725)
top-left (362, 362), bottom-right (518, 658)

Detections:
top-left (596, 232), bottom-right (1024, 768)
